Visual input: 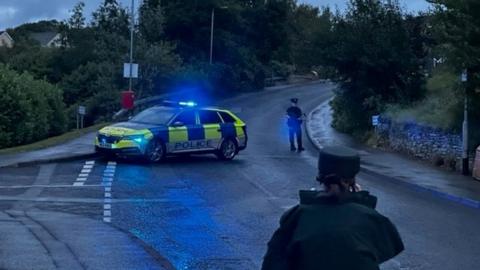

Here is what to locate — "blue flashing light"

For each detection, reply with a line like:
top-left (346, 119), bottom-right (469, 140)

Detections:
top-left (133, 137), bottom-right (143, 143)
top-left (178, 101), bottom-right (197, 107)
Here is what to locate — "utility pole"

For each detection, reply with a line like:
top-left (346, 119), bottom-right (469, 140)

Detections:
top-left (209, 6), bottom-right (228, 65)
top-left (209, 7), bottom-right (215, 65)
top-left (462, 69), bottom-right (469, 175)
top-left (129, 0), bottom-right (135, 91)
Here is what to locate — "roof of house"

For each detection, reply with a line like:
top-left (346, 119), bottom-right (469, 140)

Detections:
top-left (29, 31), bottom-right (59, 46)
top-left (0, 31), bottom-right (13, 40)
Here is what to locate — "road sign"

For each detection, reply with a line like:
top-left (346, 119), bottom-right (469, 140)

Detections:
top-left (78, 105), bottom-right (86, 115)
top-left (123, 63), bottom-right (139, 78)
top-left (461, 69), bottom-right (468, 82)
top-left (77, 105), bottom-right (86, 129)
top-left (372, 115), bottom-right (380, 126)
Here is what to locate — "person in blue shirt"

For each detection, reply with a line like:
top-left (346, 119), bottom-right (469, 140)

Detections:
top-left (286, 98), bottom-right (305, 152)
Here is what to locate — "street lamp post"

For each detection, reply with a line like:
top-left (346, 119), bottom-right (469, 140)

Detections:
top-left (461, 69), bottom-right (469, 175)
top-left (209, 6), bottom-right (228, 65)
top-left (129, 0), bottom-right (135, 91)
top-left (209, 7), bottom-right (215, 65)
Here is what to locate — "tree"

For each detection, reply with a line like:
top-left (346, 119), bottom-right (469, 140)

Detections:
top-left (91, 0), bottom-right (130, 62)
top-left (68, 2), bottom-right (86, 29)
top-left (0, 65), bottom-right (66, 148)
top-left (329, 0), bottom-right (426, 134)
top-left (428, 0), bottom-right (480, 148)
top-left (139, 0), bottom-right (164, 43)
top-left (291, 5), bottom-right (334, 73)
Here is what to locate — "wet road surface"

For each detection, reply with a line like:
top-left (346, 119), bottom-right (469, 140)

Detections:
top-left (0, 82), bottom-right (479, 269)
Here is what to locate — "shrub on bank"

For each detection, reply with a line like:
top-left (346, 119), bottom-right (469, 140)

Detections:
top-left (0, 65), bottom-right (67, 148)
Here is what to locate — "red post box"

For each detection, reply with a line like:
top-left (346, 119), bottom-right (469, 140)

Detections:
top-left (121, 90), bottom-right (135, 110)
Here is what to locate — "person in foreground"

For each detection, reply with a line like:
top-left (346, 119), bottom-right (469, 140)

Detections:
top-left (262, 146), bottom-right (404, 270)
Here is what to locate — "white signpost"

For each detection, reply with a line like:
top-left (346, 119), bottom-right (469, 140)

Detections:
top-left (123, 63), bottom-right (139, 79)
top-left (77, 105), bottom-right (86, 129)
top-left (461, 69), bottom-right (468, 82)
top-left (372, 115), bottom-right (380, 126)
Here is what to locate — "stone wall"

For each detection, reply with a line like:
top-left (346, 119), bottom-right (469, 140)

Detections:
top-left (377, 117), bottom-right (462, 169)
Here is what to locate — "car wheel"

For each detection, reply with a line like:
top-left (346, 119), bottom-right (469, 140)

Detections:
top-left (216, 138), bottom-right (238, 160)
top-left (145, 140), bottom-right (165, 162)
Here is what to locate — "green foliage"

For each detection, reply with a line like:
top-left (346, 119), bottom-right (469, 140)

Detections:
top-left (291, 5), bottom-right (334, 73)
top-left (428, 0), bottom-right (480, 148)
top-left (0, 65), bottom-right (66, 148)
top-left (385, 67), bottom-right (462, 130)
top-left (329, 0), bottom-right (426, 134)
top-left (61, 61), bottom-right (120, 127)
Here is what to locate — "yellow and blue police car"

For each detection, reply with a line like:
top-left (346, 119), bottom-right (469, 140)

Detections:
top-left (95, 102), bottom-right (247, 162)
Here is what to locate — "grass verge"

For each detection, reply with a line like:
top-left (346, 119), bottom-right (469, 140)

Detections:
top-left (0, 123), bottom-right (109, 155)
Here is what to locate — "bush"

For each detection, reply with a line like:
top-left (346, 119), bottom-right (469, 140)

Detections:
top-left (0, 65), bottom-right (67, 148)
top-left (385, 67), bottom-right (462, 131)
top-left (329, 0), bottom-right (426, 134)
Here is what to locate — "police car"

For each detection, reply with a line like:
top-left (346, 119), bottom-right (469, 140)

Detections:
top-left (95, 102), bottom-right (247, 162)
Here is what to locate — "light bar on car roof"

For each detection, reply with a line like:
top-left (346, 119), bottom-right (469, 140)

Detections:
top-left (178, 101), bottom-right (197, 107)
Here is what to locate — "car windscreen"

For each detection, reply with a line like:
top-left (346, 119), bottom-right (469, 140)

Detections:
top-left (129, 107), bottom-right (177, 125)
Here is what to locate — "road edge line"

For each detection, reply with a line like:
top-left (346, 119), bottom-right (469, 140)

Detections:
top-left (1, 153), bottom-right (99, 168)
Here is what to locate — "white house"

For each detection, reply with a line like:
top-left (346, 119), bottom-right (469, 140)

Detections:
top-left (0, 31), bottom-right (14, 48)
top-left (30, 32), bottom-right (62, 48)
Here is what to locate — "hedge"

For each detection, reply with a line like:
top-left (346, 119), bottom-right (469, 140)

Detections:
top-left (0, 65), bottom-right (67, 148)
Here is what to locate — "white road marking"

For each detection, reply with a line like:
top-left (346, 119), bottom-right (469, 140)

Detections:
top-left (73, 161), bottom-right (95, 186)
top-left (102, 161), bottom-right (116, 223)
top-left (0, 184), bottom-right (102, 189)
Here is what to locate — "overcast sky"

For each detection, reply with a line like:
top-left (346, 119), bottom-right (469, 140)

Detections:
top-left (0, 0), bottom-right (432, 30)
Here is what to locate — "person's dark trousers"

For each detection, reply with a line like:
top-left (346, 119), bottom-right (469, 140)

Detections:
top-left (289, 125), bottom-right (303, 151)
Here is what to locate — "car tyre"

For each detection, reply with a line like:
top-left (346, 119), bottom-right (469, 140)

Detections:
top-left (216, 138), bottom-right (238, 160)
top-left (145, 140), bottom-right (166, 162)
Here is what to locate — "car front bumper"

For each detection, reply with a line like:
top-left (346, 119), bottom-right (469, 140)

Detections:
top-left (95, 136), bottom-right (145, 156)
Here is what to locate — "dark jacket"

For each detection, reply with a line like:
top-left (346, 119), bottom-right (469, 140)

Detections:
top-left (287, 106), bottom-right (303, 127)
top-left (262, 190), bottom-right (404, 270)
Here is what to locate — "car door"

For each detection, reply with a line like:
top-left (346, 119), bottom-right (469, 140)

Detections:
top-left (168, 110), bottom-right (198, 152)
top-left (199, 109), bottom-right (224, 149)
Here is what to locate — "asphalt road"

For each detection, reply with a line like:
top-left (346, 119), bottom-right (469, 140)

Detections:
top-left (0, 82), bottom-right (479, 270)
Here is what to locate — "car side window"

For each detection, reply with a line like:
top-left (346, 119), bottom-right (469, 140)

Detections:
top-left (219, 112), bottom-right (236, 123)
top-left (199, 110), bottom-right (223, 124)
top-left (172, 111), bottom-right (197, 126)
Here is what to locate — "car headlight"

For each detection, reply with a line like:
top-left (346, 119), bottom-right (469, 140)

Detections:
top-left (124, 135), bottom-right (145, 144)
